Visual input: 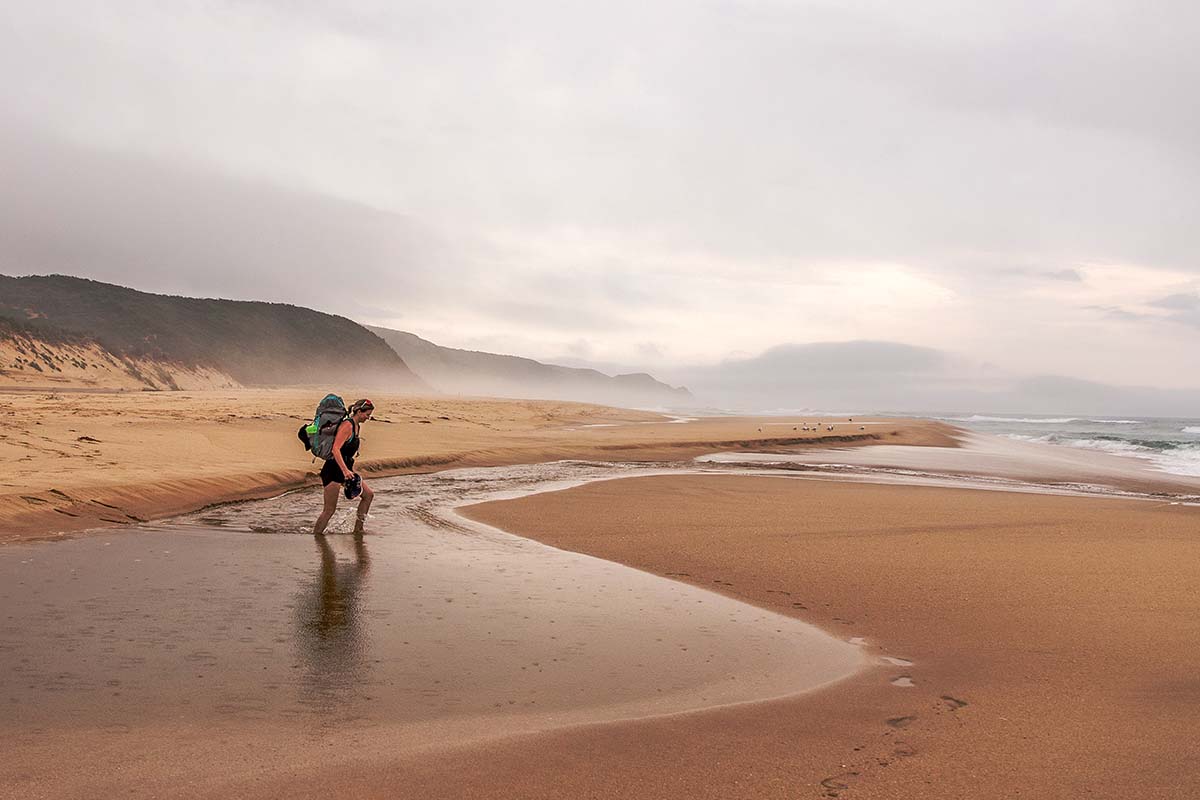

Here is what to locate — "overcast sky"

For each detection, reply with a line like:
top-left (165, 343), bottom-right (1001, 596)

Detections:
top-left (3, 1), bottom-right (1199, 392)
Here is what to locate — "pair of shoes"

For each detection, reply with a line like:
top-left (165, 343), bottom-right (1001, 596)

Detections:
top-left (343, 474), bottom-right (363, 500)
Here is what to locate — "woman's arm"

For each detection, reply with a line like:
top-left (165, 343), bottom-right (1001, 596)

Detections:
top-left (331, 419), bottom-right (354, 479)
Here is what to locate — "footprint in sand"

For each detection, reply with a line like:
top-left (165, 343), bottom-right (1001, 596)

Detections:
top-left (820, 771), bottom-right (859, 796)
top-left (891, 676), bottom-right (915, 687)
top-left (941, 695), bottom-right (969, 709)
top-left (886, 715), bottom-right (917, 729)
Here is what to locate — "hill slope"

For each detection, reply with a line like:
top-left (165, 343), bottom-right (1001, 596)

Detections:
top-left (0, 275), bottom-right (427, 391)
top-left (368, 326), bottom-right (691, 407)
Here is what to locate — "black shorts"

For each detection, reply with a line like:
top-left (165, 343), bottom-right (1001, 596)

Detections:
top-left (320, 458), bottom-right (355, 486)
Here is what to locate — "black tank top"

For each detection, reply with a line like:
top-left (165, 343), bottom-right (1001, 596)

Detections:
top-left (333, 420), bottom-right (360, 464)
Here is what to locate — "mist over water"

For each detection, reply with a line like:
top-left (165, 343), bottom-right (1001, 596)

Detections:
top-left (653, 404), bottom-right (1200, 479)
top-left (931, 414), bottom-right (1200, 478)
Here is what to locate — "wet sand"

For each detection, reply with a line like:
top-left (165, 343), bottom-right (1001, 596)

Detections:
top-left (0, 388), bottom-right (952, 542)
top-left (458, 474), bottom-right (1200, 799)
top-left (0, 463), bottom-right (864, 799)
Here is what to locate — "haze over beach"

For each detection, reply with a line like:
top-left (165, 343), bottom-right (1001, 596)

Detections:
top-left (2, 2), bottom-right (1199, 799)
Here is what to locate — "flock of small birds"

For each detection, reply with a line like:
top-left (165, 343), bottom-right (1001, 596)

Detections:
top-left (755, 417), bottom-right (866, 433)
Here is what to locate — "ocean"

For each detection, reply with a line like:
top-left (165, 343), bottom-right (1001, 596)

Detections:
top-left (928, 414), bottom-right (1200, 478)
top-left (649, 405), bottom-right (1200, 480)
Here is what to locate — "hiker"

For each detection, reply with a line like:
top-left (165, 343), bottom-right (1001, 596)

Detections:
top-left (312, 398), bottom-right (376, 536)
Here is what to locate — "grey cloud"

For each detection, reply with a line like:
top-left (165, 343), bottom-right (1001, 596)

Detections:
top-left (991, 266), bottom-right (1084, 284)
top-left (1083, 305), bottom-right (1152, 322)
top-left (1045, 269), bottom-right (1084, 282)
top-left (671, 341), bottom-right (1200, 416)
top-left (566, 338), bottom-right (593, 359)
top-left (1010, 376), bottom-right (1200, 417)
top-left (721, 341), bottom-right (948, 375)
top-left (5, 1), bottom-right (1199, 269)
top-left (673, 341), bottom-right (964, 410)
top-left (1150, 292), bottom-right (1200, 311)
top-left (2, 2), bottom-right (1200, 393)
top-left (1164, 310), bottom-right (1200, 329)
top-left (1147, 292), bottom-right (1200, 328)
top-left (0, 123), bottom-right (672, 340)
top-left (0, 124), bottom-right (456, 315)
top-left (637, 342), bottom-right (663, 359)
top-left (480, 298), bottom-right (623, 332)
top-left (1084, 299), bottom-right (1200, 329)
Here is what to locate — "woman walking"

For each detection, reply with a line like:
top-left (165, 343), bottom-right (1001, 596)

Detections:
top-left (313, 398), bottom-right (376, 536)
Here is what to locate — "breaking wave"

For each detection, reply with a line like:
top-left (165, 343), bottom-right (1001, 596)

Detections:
top-left (1006, 434), bottom-right (1200, 477)
top-left (944, 415), bottom-right (1143, 425)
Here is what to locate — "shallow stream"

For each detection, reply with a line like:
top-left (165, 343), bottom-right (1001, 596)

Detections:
top-left (1, 460), bottom-right (864, 796)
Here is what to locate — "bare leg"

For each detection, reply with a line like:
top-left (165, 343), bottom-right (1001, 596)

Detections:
top-left (312, 482), bottom-right (341, 536)
top-left (353, 483), bottom-right (374, 534)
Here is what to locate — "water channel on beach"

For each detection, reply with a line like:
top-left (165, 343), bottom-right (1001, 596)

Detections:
top-left (1, 461), bottom-right (864, 797)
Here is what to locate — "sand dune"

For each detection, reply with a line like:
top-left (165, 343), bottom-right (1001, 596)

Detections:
top-left (0, 329), bottom-right (237, 390)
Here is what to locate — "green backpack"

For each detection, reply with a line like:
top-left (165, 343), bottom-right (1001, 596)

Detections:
top-left (296, 394), bottom-right (348, 459)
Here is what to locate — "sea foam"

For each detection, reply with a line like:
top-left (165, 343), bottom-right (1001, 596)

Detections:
top-left (944, 415), bottom-right (1143, 425)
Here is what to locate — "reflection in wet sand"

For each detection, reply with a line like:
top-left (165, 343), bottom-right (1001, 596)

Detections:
top-left (296, 535), bottom-right (371, 718)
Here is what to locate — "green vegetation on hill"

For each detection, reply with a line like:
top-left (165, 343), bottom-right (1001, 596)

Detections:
top-left (0, 275), bottom-right (427, 390)
top-left (0, 313), bottom-right (91, 346)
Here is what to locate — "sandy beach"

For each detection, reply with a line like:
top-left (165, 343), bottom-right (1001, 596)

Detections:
top-left (8, 4), bottom-right (1199, 797)
top-left (3, 390), bottom-right (1198, 799)
top-left (0, 388), bottom-right (948, 542)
